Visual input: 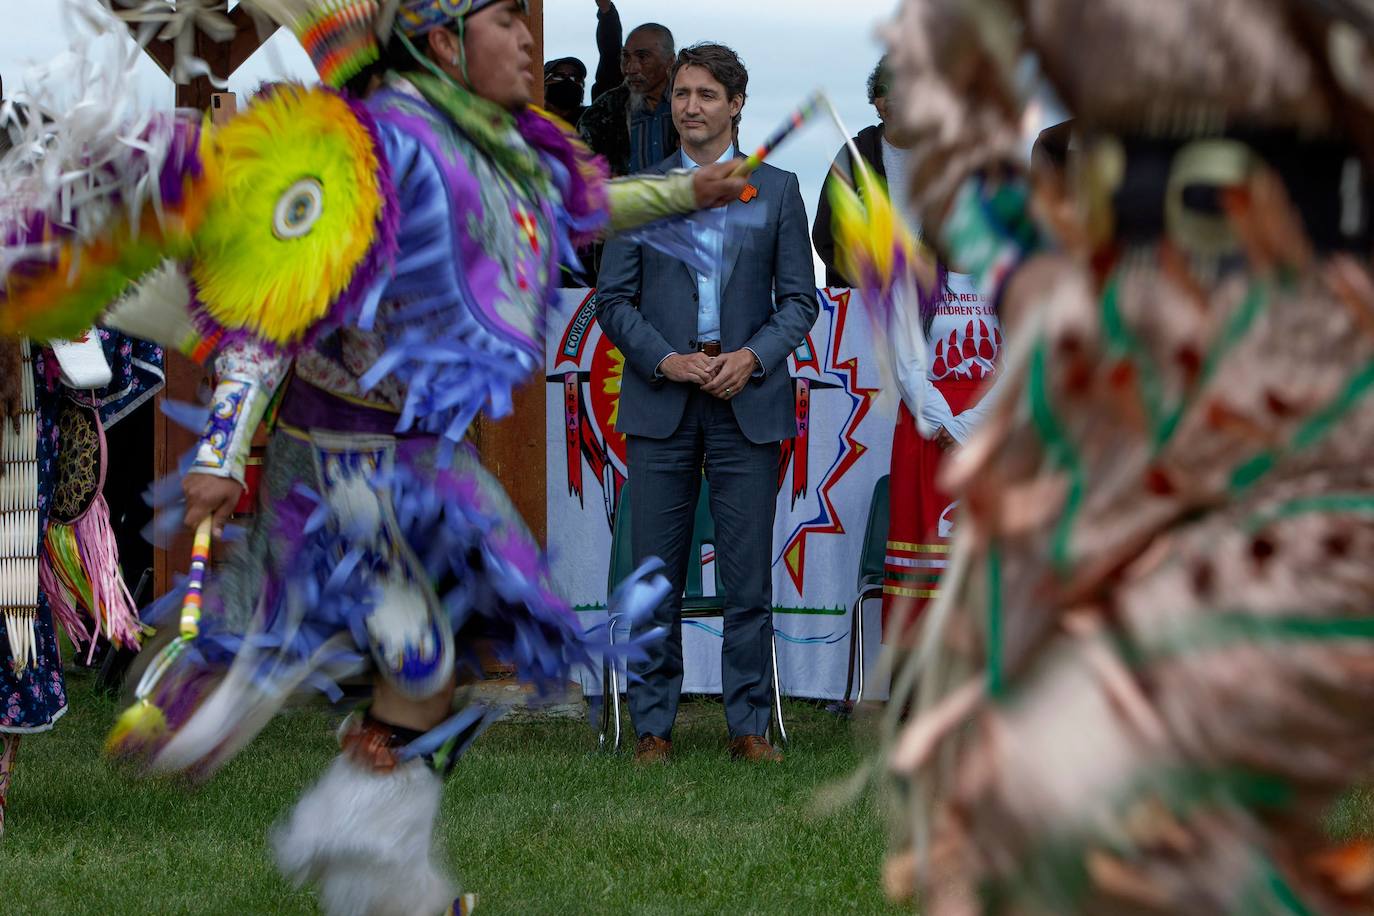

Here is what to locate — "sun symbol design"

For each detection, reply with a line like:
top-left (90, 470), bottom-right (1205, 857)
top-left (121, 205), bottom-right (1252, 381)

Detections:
top-left (603, 348), bottom-right (623, 424)
top-left (589, 336), bottom-right (629, 472)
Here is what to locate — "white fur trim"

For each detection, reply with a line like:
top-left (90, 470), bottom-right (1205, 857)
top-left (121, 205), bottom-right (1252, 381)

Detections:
top-left (273, 754), bottom-right (456, 916)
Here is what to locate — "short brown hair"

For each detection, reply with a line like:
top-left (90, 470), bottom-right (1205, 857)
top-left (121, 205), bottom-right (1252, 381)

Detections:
top-left (671, 43), bottom-right (748, 128)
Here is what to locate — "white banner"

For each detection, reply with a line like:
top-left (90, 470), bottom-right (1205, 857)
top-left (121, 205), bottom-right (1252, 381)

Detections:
top-left (546, 288), bottom-right (894, 700)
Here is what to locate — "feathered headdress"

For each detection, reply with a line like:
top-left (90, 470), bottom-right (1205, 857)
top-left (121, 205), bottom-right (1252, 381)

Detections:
top-left (245, 0), bottom-right (523, 88)
top-left (247, 0), bottom-right (387, 89)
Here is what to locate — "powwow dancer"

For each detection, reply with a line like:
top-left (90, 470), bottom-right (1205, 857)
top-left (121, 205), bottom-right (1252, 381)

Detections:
top-left (0, 329), bottom-right (161, 840)
top-left (0, 75), bottom-right (164, 839)
top-left (867, 0), bottom-right (1374, 911)
top-left (880, 267), bottom-right (1001, 646)
top-left (0, 0), bottom-right (750, 910)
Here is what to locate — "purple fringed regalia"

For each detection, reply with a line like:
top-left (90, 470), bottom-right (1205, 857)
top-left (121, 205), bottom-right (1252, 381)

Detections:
top-left (126, 77), bottom-right (663, 779)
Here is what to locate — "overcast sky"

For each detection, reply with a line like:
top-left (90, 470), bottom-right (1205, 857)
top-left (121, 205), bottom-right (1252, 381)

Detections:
top-left (2, 0), bottom-right (898, 241)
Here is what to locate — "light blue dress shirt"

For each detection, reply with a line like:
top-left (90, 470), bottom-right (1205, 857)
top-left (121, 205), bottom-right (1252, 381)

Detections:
top-left (680, 145), bottom-right (736, 342)
top-left (652, 145), bottom-right (763, 381)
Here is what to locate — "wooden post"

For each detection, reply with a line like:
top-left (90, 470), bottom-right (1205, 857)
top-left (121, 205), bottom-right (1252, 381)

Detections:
top-left (476, 0), bottom-right (548, 546)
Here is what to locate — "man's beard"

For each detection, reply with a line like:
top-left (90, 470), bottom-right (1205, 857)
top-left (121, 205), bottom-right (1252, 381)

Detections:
top-left (627, 89), bottom-right (648, 114)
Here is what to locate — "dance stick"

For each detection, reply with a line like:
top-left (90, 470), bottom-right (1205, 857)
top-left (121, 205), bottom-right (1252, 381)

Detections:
top-left (179, 516), bottom-right (213, 639)
top-left (106, 517), bottom-right (214, 755)
top-left (734, 90), bottom-right (827, 176)
top-left (821, 94), bottom-right (873, 190)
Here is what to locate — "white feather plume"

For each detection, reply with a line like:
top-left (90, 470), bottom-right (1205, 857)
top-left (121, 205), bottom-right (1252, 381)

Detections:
top-left (1, 4), bottom-right (185, 288)
top-left (243, 0), bottom-right (392, 49)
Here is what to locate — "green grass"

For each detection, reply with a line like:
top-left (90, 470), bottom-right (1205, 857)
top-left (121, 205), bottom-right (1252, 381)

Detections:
top-left (4, 670), bottom-right (899, 916)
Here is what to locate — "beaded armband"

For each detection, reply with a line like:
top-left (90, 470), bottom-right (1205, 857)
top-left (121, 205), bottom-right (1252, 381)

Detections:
top-left (192, 376), bottom-right (271, 485)
top-left (192, 340), bottom-right (287, 485)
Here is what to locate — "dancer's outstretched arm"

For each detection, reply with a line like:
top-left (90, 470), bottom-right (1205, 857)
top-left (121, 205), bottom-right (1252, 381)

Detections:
top-left (603, 161), bottom-right (745, 235)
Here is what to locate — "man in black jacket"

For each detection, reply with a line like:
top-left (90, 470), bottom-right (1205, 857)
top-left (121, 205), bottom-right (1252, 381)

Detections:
top-left (812, 58), bottom-right (903, 288)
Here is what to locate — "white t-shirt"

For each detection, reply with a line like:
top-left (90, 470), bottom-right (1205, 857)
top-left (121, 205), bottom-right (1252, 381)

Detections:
top-left (891, 272), bottom-right (1002, 444)
top-left (881, 136), bottom-right (916, 232)
top-left (926, 272), bottom-right (999, 384)
top-left (880, 135), bottom-right (1003, 444)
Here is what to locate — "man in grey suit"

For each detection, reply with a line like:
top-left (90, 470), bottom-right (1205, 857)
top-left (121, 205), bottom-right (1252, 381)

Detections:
top-left (596, 43), bottom-right (819, 764)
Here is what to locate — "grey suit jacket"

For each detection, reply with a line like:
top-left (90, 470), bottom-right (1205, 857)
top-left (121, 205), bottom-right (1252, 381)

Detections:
top-left (596, 157), bottom-right (819, 444)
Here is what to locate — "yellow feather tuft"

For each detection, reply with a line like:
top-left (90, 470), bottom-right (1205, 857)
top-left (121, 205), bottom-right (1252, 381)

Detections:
top-left (830, 156), bottom-right (921, 298)
top-left (105, 699), bottom-right (168, 757)
top-left (191, 84), bottom-right (384, 348)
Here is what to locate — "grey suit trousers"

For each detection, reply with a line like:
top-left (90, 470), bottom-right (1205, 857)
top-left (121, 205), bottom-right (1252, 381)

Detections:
top-left (627, 389), bottom-right (781, 741)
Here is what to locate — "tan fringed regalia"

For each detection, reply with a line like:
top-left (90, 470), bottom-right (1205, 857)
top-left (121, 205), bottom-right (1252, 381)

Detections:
top-left (875, 1), bottom-right (1374, 912)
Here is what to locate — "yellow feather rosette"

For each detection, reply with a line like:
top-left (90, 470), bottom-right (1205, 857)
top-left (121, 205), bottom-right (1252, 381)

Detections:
top-left (190, 83), bottom-right (390, 350)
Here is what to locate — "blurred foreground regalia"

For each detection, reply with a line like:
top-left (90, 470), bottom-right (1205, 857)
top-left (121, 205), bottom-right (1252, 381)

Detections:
top-left (869, 0), bottom-right (1374, 912)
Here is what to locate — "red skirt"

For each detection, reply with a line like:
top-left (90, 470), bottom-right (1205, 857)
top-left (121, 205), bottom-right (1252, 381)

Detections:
top-left (881, 378), bottom-right (984, 645)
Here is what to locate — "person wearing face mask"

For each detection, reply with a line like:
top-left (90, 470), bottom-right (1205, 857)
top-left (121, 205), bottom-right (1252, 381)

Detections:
top-left (543, 56), bottom-right (589, 125)
top-left (545, 0), bottom-right (625, 127)
top-left (546, 1), bottom-right (628, 285)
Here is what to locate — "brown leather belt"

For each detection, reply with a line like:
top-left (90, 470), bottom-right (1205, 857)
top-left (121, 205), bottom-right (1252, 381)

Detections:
top-left (694, 340), bottom-right (722, 357)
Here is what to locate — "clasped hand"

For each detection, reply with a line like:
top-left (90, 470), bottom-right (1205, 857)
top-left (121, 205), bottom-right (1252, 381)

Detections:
top-left (659, 350), bottom-right (757, 400)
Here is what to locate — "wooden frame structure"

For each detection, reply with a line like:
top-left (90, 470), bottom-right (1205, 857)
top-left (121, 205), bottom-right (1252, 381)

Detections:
top-left (138, 1), bottom-right (548, 596)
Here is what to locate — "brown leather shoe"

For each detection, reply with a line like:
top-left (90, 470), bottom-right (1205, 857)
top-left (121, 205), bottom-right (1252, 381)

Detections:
top-left (729, 735), bottom-right (782, 763)
top-left (634, 735), bottom-right (672, 764)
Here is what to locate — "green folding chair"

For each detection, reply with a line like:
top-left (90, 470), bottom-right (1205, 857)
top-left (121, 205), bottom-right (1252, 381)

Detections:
top-left (843, 475), bottom-right (889, 705)
top-left (599, 479), bottom-right (787, 751)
